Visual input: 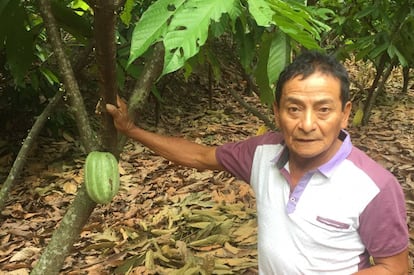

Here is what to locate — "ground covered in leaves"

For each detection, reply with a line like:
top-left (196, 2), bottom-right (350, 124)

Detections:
top-left (0, 61), bottom-right (413, 274)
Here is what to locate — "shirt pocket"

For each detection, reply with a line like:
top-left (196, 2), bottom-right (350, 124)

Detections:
top-left (299, 213), bottom-right (356, 235)
top-left (315, 216), bottom-right (351, 230)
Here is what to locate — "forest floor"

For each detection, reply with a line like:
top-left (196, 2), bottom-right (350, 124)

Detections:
top-left (0, 59), bottom-right (413, 274)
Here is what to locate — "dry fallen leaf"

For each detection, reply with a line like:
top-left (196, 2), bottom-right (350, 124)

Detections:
top-left (10, 247), bottom-right (41, 262)
top-left (63, 181), bottom-right (78, 194)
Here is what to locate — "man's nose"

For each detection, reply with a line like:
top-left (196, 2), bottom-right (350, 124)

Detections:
top-left (299, 110), bottom-right (317, 132)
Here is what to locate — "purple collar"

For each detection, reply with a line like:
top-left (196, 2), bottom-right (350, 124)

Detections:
top-left (273, 130), bottom-right (352, 176)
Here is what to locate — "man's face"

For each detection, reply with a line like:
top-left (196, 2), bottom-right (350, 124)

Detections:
top-left (274, 72), bottom-right (351, 167)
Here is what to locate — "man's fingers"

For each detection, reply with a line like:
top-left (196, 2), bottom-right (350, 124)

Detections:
top-left (106, 104), bottom-right (118, 115)
top-left (117, 95), bottom-right (127, 110)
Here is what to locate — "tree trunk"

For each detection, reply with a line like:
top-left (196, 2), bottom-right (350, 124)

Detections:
top-left (94, 0), bottom-right (119, 154)
top-left (37, 0), bottom-right (98, 153)
top-left (0, 92), bottom-right (62, 214)
top-left (32, 0), bottom-right (100, 273)
top-left (362, 60), bottom-right (395, 125)
top-left (33, 0), bottom-right (165, 273)
top-left (30, 185), bottom-right (96, 275)
top-left (366, 54), bottom-right (387, 99)
top-left (402, 66), bottom-right (409, 94)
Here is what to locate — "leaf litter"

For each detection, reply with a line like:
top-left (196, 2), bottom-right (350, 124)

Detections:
top-left (0, 61), bottom-right (413, 274)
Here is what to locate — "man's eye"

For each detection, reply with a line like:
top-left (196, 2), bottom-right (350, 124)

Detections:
top-left (288, 107), bottom-right (299, 113)
top-left (319, 107), bottom-right (330, 113)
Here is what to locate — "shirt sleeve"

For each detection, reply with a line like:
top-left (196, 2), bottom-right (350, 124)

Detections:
top-left (215, 132), bottom-right (283, 183)
top-left (358, 171), bottom-right (409, 258)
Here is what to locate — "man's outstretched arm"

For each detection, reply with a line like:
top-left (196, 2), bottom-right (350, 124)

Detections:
top-left (106, 97), bottom-right (224, 171)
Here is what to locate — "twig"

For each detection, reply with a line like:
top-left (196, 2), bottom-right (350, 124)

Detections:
top-left (0, 92), bottom-right (62, 214)
top-left (227, 85), bottom-right (277, 131)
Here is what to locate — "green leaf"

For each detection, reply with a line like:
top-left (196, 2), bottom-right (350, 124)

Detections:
top-left (235, 20), bottom-right (256, 72)
top-left (267, 31), bottom-right (289, 86)
top-left (273, 16), bottom-right (319, 49)
top-left (5, 3), bottom-right (35, 85)
top-left (40, 67), bottom-right (59, 85)
top-left (355, 6), bottom-right (376, 19)
top-left (388, 44), bottom-right (407, 67)
top-left (271, 1), bottom-right (317, 35)
top-left (0, 0), bottom-right (10, 16)
top-left (248, 0), bottom-right (321, 49)
top-left (254, 30), bottom-right (290, 104)
top-left (128, 0), bottom-right (187, 66)
top-left (248, 0), bottom-right (274, 27)
top-left (0, 0), bottom-right (15, 47)
top-left (162, 0), bottom-right (238, 75)
top-left (254, 32), bottom-right (273, 104)
top-left (120, 0), bottom-right (135, 26)
top-left (70, 0), bottom-right (91, 15)
top-left (50, 0), bottom-right (92, 39)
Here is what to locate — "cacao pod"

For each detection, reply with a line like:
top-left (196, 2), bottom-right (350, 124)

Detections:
top-left (84, 151), bottom-right (120, 204)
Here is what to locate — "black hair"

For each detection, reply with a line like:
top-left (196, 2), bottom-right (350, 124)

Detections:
top-left (275, 50), bottom-right (350, 110)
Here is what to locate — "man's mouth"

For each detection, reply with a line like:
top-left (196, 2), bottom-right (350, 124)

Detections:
top-left (295, 138), bottom-right (318, 142)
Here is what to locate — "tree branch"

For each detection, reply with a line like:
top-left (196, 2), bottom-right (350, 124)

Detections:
top-left (128, 43), bottom-right (165, 115)
top-left (0, 92), bottom-right (62, 214)
top-left (227, 86), bottom-right (277, 131)
top-left (38, 0), bottom-right (98, 152)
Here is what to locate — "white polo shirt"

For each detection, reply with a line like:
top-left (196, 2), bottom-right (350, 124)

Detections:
top-left (216, 130), bottom-right (408, 274)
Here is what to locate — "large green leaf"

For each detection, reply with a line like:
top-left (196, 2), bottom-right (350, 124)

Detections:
top-left (128, 0), bottom-right (187, 66)
top-left (162, 0), bottom-right (238, 75)
top-left (248, 0), bottom-right (323, 50)
top-left (129, 0), bottom-right (238, 75)
top-left (234, 19), bottom-right (256, 73)
top-left (254, 31), bottom-right (290, 104)
top-left (267, 31), bottom-right (289, 86)
top-left (254, 32), bottom-right (273, 104)
top-left (248, 0), bottom-right (275, 27)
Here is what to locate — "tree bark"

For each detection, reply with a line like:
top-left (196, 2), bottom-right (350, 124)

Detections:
top-left (228, 85), bottom-right (277, 131)
top-left (30, 185), bottom-right (96, 275)
top-left (31, 0), bottom-right (100, 273)
top-left (38, 0), bottom-right (98, 152)
top-left (32, 1), bottom-right (166, 273)
top-left (94, 0), bottom-right (119, 155)
top-left (0, 92), bottom-right (62, 214)
top-left (128, 43), bottom-right (165, 115)
top-left (402, 66), bottom-right (409, 94)
top-left (362, 60), bottom-right (395, 125)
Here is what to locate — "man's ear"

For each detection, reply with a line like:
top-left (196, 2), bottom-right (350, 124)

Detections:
top-left (341, 101), bottom-right (352, 128)
top-left (273, 101), bottom-right (280, 127)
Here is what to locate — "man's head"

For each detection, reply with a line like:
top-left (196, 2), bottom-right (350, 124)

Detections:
top-left (275, 51), bottom-right (350, 110)
top-left (273, 51), bottom-right (352, 168)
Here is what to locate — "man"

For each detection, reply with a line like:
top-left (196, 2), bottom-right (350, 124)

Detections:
top-left (106, 51), bottom-right (409, 274)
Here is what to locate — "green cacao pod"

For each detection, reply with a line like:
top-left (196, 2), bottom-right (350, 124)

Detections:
top-left (84, 151), bottom-right (120, 204)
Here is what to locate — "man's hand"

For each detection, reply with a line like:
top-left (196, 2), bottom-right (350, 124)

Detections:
top-left (105, 95), bottom-right (223, 171)
top-left (106, 96), bottom-right (135, 135)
